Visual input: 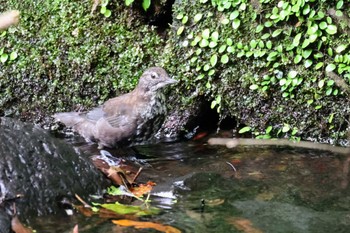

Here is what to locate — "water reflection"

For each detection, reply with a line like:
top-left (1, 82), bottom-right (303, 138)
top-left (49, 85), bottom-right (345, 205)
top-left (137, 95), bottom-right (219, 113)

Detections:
top-left (31, 142), bottom-right (350, 232)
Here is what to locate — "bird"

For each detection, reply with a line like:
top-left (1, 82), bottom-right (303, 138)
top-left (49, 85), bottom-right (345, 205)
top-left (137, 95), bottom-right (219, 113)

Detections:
top-left (53, 67), bottom-right (177, 148)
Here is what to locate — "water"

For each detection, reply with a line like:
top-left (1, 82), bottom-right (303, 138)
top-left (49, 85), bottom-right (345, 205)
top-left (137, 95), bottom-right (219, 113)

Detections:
top-left (29, 142), bottom-right (350, 232)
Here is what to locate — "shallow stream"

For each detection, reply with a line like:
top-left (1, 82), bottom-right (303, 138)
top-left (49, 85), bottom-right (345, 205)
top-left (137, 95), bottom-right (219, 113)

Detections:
top-left (29, 141), bottom-right (350, 233)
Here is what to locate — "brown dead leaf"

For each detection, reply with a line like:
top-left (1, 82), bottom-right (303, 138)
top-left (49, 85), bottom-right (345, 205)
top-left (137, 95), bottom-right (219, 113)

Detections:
top-left (112, 219), bottom-right (181, 233)
top-left (227, 217), bottom-right (263, 233)
top-left (131, 181), bottom-right (156, 197)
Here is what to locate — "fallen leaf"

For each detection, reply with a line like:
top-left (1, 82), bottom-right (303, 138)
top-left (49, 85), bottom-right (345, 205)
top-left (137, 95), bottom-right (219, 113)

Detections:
top-left (131, 181), bottom-right (156, 197)
top-left (112, 219), bottom-right (181, 233)
top-left (95, 201), bottom-right (160, 216)
top-left (227, 217), bottom-right (263, 233)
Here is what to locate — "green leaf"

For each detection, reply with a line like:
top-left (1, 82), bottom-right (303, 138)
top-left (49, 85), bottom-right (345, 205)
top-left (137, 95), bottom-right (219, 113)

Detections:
top-left (288, 70), bottom-right (298, 79)
top-left (125, 0), bottom-right (134, 6)
top-left (0, 53), bottom-right (8, 63)
top-left (182, 15), bottom-right (188, 24)
top-left (9, 51), bottom-right (17, 61)
top-left (336, 0), bottom-right (344, 9)
top-left (315, 62), bottom-right (324, 70)
top-left (100, 6), bottom-right (107, 14)
top-left (104, 9), bottom-right (111, 17)
top-left (272, 29), bottom-right (283, 37)
top-left (326, 64), bottom-right (336, 72)
top-left (239, 126), bottom-right (251, 134)
top-left (293, 33), bottom-right (302, 47)
top-left (282, 124), bottom-right (290, 133)
top-left (256, 25), bottom-right (264, 33)
top-left (304, 59), bottom-right (312, 68)
top-left (194, 13), bottom-right (203, 22)
top-left (176, 13), bottom-right (184, 20)
top-left (230, 10), bottom-right (239, 20)
top-left (176, 26), bottom-right (184, 35)
top-left (232, 19), bottom-right (241, 29)
top-left (326, 25), bottom-right (337, 34)
top-left (210, 54), bottom-right (218, 67)
top-left (302, 49), bottom-right (312, 59)
top-left (319, 21), bottom-right (327, 30)
top-left (326, 88), bottom-right (332, 95)
top-left (318, 79), bottom-right (325, 88)
top-left (211, 31), bottom-right (219, 42)
top-left (219, 45), bottom-right (227, 53)
top-left (221, 54), bottom-right (229, 64)
top-left (202, 28), bottom-right (210, 39)
top-left (294, 54), bottom-right (302, 64)
top-left (142, 0), bottom-right (151, 11)
top-left (97, 202), bottom-right (160, 216)
top-left (336, 44), bottom-right (347, 53)
top-left (221, 18), bottom-right (230, 25)
top-left (249, 84), bottom-right (259, 90)
top-left (199, 38), bottom-right (209, 47)
top-left (226, 38), bottom-right (233, 46)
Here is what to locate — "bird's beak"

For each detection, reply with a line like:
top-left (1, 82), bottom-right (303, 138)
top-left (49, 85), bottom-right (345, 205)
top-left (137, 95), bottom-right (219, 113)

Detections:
top-left (165, 77), bottom-right (178, 85)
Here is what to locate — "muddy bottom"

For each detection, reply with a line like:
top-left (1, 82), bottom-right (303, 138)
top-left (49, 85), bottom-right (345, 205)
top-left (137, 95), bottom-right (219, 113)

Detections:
top-left (29, 142), bottom-right (350, 233)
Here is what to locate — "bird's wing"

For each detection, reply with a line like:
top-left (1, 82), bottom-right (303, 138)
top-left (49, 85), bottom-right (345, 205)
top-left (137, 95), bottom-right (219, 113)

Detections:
top-left (86, 107), bottom-right (106, 121)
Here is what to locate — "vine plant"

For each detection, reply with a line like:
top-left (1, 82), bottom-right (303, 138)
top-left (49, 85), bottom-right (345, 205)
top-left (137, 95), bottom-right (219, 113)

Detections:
top-left (173, 0), bottom-right (349, 141)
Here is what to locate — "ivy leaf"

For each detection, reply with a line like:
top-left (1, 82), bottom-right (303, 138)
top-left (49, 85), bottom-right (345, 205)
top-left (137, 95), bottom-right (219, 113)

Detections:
top-left (335, 44), bottom-right (347, 53)
top-left (142, 0), bottom-right (151, 11)
top-left (194, 13), bottom-right (203, 23)
top-left (210, 54), bottom-right (218, 67)
top-left (232, 19), bottom-right (241, 29)
top-left (326, 25), bottom-right (337, 34)
top-left (9, 51), bottom-right (17, 61)
top-left (239, 126), bottom-right (251, 134)
top-left (125, 0), bottom-right (134, 6)
top-left (326, 64), bottom-right (336, 72)
top-left (304, 59), bottom-right (313, 68)
top-left (221, 54), bottom-right (229, 64)
top-left (293, 33), bottom-right (302, 47)
top-left (0, 53), bottom-right (8, 63)
top-left (294, 54), bottom-right (302, 64)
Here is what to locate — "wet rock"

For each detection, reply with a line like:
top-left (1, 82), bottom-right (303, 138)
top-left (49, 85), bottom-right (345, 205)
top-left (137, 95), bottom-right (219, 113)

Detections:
top-left (0, 117), bottom-right (108, 217)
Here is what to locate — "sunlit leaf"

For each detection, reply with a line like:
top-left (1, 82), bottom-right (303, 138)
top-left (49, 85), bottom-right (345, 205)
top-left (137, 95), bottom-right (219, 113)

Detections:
top-left (232, 19), bottom-right (241, 29)
top-left (293, 54), bottom-right (302, 64)
top-left (194, 13), bottom-right (203, 22)
top-left (326, 25), bottom-right (337, 34)
top-left (326, 64), bottom-right (336, 72)
top-left (292, 33), bottom-right (302, 47)
top-left (336, 44), bottom-right (347, 53)
top-left (249, 84), bottom-right (259, 90)
top-left (221, 54), bottom-right (229, 64)
top-left (210, 54), bottom-right (218, 67)
top-left (9, 51), bottom-right (17, 60)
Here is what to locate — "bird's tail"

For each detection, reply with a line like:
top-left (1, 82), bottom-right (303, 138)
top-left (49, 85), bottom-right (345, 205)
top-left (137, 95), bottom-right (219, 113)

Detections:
top-left (53, 112), bottom-right (85, 127)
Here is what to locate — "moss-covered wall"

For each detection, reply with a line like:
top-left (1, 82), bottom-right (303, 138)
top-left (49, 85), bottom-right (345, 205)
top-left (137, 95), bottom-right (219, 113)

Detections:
top-left (1, 0), bottom-right (350, 145)
top-left (163, 0), bottom-right (350, 145)
top-left (0, 0), bottom-right (164, 120)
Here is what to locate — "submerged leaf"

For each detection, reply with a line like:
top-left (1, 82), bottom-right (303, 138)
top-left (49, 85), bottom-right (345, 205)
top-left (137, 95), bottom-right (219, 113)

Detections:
top-left (112, 219), bottom-right (181, 233)
top-left (96, 202), bottom-right (160, 216)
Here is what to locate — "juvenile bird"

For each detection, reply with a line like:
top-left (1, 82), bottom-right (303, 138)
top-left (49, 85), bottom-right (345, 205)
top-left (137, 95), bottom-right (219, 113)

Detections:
top-left (54, 67), bottom-right (177, 148)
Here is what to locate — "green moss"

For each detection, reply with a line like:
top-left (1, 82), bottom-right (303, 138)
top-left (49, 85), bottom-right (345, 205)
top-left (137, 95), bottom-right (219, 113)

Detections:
top-left (0, 0), bottom-right (164, 118)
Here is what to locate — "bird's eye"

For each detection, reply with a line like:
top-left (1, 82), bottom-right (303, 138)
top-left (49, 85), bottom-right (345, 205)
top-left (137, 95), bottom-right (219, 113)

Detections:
top-left (151, 73), bottom-right (157, 79)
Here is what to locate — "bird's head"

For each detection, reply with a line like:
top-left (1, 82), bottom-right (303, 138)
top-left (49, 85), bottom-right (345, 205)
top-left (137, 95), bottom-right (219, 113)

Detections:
top-left (137, 67), bottom-right (178, 93)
